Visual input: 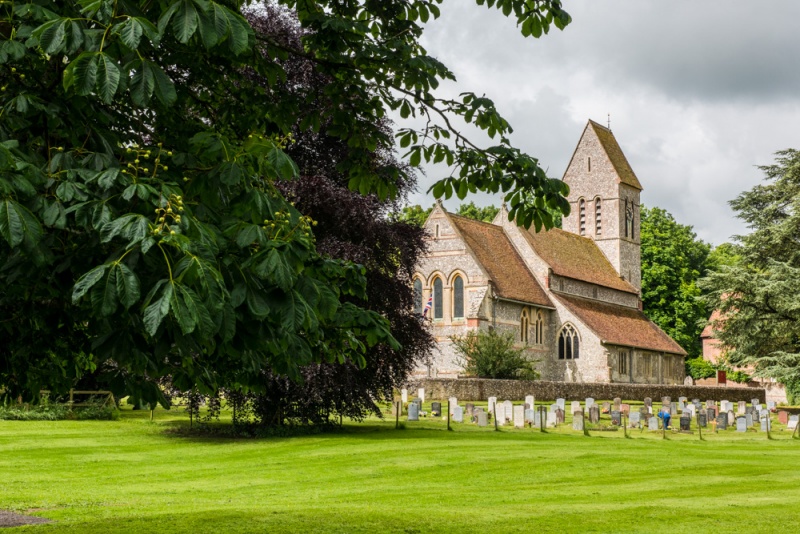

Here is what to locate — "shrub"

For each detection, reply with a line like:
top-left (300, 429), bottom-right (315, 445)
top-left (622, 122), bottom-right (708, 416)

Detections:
top-left (686, 357), bottom-right (716, 380)
top-left (0, 402), bottom-right (68, 421)
top-left (451, 329), bottom-right (539, 380)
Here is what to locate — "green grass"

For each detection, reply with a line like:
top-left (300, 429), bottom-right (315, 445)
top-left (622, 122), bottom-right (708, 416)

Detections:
top-left (2, 405), bottom-right (800, 533)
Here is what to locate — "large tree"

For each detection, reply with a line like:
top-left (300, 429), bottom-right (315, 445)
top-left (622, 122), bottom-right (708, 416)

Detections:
top-left (0, 0), bottom-right (572, 404)
top-left (701, 149), bottom-right (800, 398)
top-left (640, 206), bottom-right (711, 359)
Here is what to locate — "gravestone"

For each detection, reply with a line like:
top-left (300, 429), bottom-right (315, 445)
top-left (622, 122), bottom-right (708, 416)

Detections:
top-left (727, 411), bottom-right (735, 426)
top-left (477, 411), bottom-right (488, 427)
top-left (768, 401), bottom-right (777, 411)
top-left (550, 403), bottom-right (560, 413)
top-left (571, 401), bottom-right (581, 414)
top-left (648, 417), bottom-right (659, 431)
top-left (736, 417), bottom-right (747, 432)
top-left (639, 406), bottom-right (649, 419)
top-left (453, 406), bottom-right (464, 423)
top-left (671, 402), bottom-right (678, 415)
top-left (488, 397), bottom-right (497, 413)
top-left (754, 403), bottom-right (762, 413)
top-left (721, 400), bottom-right (729, 412)
top-left (779, 410), bottom-right (789, 425)
top-left (525, 408), bottom-right (535, 424)
top-left (680, 415), bottom-right (691, 431)
top-left (533, 408), bottom-right (541, 427)
top-left (546, 411), bottom-right (557, 428)
top-left (524, 403), bottom-right (531, 411)
top-left (555, 408), bottom-right (565, 425)
top-left (408, 403), bottom-right (419, 421)
top-left (679, 396), bottom-right (688, 404)
top-left (525, 395), bottom-right (535, 410)
top-left (585, 397), bottom-right (595, 409)
top-left (737, 401), bottom-right (746, 415)
top-left (613, 397), bottom-right (622, 411)
top-left (503, 400), bottom-right (513, 421)
top-left (745, 413), bottom-right (753, 428)
top-left (472, 407), bottom-right (484, 423)
top-left (495, 403), bottom-right (505, 425)
top-left (643, 397), bottom-right (652, 408)
top-left (698, 412), bottom-right (707, 427)
top-left (716, 413), bottom-right (728, 430)
top-left (661, 396), bottom-right (671, 407)
top-left (466, 403), bottom-right (475, 417)
top-left (706, 400), bottom-right (716, 409)
top-left (602, 402), bottom-right (611, 414)
top-left (745, 406), bottom-right (754, 417)
top-left (621, 403), bottom-right (630, 416)
top-left (513, 405), bottom-right (524, 428)
top-left (449, 397), bottom-right (458, 410)
top-left (589, 405), bottom-right (600, 424)
top-left (677, 400), bottom-right (686, 413)
top-left (630, 411), bottom-right (641, 427)
top-left (573, 411), bottom-right (585, 431)
top-left (431, 402), bottom-right (442, 417)
top-left (684, 376), bottom-right (694, 386)
top-left (788, 415), bottom-right (799, 430)
top-left (401, 389), bottom-right (408, 403)
top-left (556, 398), bottom-right (566, 410)
top-left (693, 399), bottom-right (702, 409)
top-left (751, 398), bottom-right (760, 407)
top-left (761, 414), bottom-right (771, 432)
top-left (412, 398), bottom-right (421, 411)
top-left (707, 408), bottom-right (717, 422)
top-left (611, 410), bottom-right (622, 426)
top-left (418, 388), bottom-right (425, 403)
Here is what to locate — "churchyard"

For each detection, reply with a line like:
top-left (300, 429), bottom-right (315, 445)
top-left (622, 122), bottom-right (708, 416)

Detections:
top-left (3, 396), bottom-right (800, 533)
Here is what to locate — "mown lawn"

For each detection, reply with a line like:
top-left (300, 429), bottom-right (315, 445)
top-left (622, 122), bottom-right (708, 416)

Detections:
top-left (2, 405), bottom-right (799, 533)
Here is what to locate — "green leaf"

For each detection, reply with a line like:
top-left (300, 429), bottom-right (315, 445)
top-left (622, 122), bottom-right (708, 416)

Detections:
top-left (96, 53), bottom-right (120, 103)
top-left (267, 146), bottom-right (298, 180)
top-left (151, 63), bottom-right (177, 106)
top-left (115, 263), bottom-right (141, 309)
top-left (72, 264), bottom-right (108, 303)
top-left (143, 283), bottom-right (173, 336)
top-left (116, 18), bottom-right (143, 49)
top-left (36, 19), bottom-right (67, 55)
top-left (256, 248), bottom-right (295, 290)
top-left (96, 168), bottom-right (120, 190)
top-left (63, 52), bottom-right (98, 95)
top-left (173, 0), bottom-right (200, 43)
top-left (90, 264), bottom-right (118, 316)
top-left (0, 199), bottom-right (42, 248)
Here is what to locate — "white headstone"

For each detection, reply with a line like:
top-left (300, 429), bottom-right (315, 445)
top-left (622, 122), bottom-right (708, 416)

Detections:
top-left (525, 408), bottom-right (535, 423)
top-left (556, 398), bottom-right (566, 409)
top-left (401, 389), bottom-right (408, 403)
top-left (513, 405), bottom-right (525, 428)
top-left (546, 411), bottom-right (557, 428)
top-left (745, 413), bottom-right (753, 427)
top-left (736, 417), bottom-right (747, 432)
top-left (488, 397), bottom-right (497, 413)
top-left (477, 411), bottom-right (488, 427)
top-left (408, 403), bottom-right (419, 421)
top-left (648, 417), bottom-right (659, 431)
top-left (721, 400), bottom-right (729, 412)
top-left (550, 403), bottom-right (559, 413)
top-left (503, 400), bottom-right (513, 421)
top-left (495, 402), bottom-right (505, 425)
top-left (788, 415), bottom-right (799, 430)
top-left (418, 388), bottom-right (425, 403)
top-left (585, 398), bottom-right (595, 409)
top-left (448, 397), bottom-right (458, 411)
top-left (761, 413), bottom-right (771, 432)
top-left (525, 395), bottom-right (535, 410)
top-left (571, 401), bottom-right (581, 414)
top-left (727, 411), bottom-right (735, 426)
top-left (630, 411), bottom-right (641, 426)
top-left (684, 376), bottom-right (694, 385)
top-left (453, 406), bottom-right (463, 423)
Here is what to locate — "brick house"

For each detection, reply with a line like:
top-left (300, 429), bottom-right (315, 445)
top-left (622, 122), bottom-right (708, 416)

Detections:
top-left (413, 120), bottom-right (687, 383)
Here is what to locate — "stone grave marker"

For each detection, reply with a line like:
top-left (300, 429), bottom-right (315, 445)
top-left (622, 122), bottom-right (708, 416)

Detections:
top-left (472, 407), bottom-right (483, 423)
top-left (589, 405), bottom-right (600, 424)
top-left (716, 413), bottom-right (728, 430)
top-left (573, 411), bottom-right (585, 431)
top-left (630, 411), bottom-right (641, 427)
top-left (745, 413), bottom-right (753, 428)
top-left (546, 410), bottom-right (557, 428)
top-left (524, 403), bottom-right (531, 411)
top-left (727, 411), bottom-right (735, 426)
top-left (613, 397), bottom-right (622, 411)
top-left (684, 376), bottom-right (694, 386)
top-left (745, 405), bottom-right (754, 417)
top-left (620, 403), bottom-right (630, 416)
top-left (692, 398), bottom-right (701, 407)
top-left (648, 417), bottom-right (659, 431)
top-left (431, 402), bottom-right (442, 417)
top-left (495, 402), bottom-right (505, 425)
top-left (488, 397), bottom-right (497, 413)
top-left (526, 395), bottom-right (535, 410)
top-left (706, 400), bottom-right (716, 409)
top-left (707, 408), bottom-right (717, 421)
top-left (679, 396), bottom-right (688, 404)
top-left (611, 410), bottom-right (622, 426)
top-left (671, 402), bottom-right (678, 415)
top-left (643, 397), bottom-right (652, 408)
top-left (754, 403), bottom-right (762, 413)
top-left (737, 401), bottom-right (746, 415)
top-left (418, 388), bottom-right (425, 403)
top-left (662, 396), bottom-right (671, 407)
top-left (721, 400), bottom-right (729, 412)
top-left (602, 402), bottom-right (611, 414)
top-left (639, 406), bottom-right (649, 418)
top-left (525, 408), bottom-right (535, 424)
top-left (698, 412), bottom-right (707, 427)
top-left (453, 406), bottom-right (464, 423)
top-left (788, 415), bottom-right (799, 430)
top-left (779, 410), bottom-right (789, 425)
top-left (477, 411), bottom-right (488, 427)
top-left (449, 397), bottom-right (458, 410)
top-left (751, 398), bottom-right (760, 407)
top-left (556, 398), bottom-right (566, 410)
top-left (466, 403), bottom-right (475, 417)
top-left (677, 400), bottom-right (686, 413)
top-left (736, 416), bottom-right (747, 432)
top-left (585, 397), bottom-right (595, 409)
top-left (768, 401), bottom-right (777, 411)
top-left (408, 403), bottom-right (419, 421)
top-left (761, 413), bottom-right (771, 432)
top-left (533, 408), bottom-right (542, 427)
top-left (550, 403), bottom-right (560, 413)
top-left (401, 389), bottom-right (408, 403)
top-left (503, 400), bottom-right (513, 422)
top-left (680, 415), bottom-right (691, 431)
top-left (571, 401), bottom-right (581, 414)
top-left (513, 405), bottom-right (524, 428)
top-left (555, 408), bottom-right (565, 425)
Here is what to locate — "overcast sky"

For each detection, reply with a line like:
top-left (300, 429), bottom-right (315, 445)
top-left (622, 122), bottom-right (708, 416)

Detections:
top-left (399, 1), bottom-right (800, 245)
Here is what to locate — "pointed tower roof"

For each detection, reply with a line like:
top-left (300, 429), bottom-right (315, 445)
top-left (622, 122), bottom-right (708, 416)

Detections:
top-left (585, 119), bottom-right (642, 190)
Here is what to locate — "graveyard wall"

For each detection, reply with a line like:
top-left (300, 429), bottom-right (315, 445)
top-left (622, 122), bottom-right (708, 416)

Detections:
top-left (409, 378), bottom-right (766, 403)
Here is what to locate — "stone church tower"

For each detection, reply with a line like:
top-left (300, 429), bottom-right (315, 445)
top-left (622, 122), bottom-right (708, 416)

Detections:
top-left (561, 120), bottom-right (643, 291)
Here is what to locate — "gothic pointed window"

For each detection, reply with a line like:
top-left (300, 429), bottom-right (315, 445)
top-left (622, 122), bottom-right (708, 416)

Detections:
top-left (558, 324), bottom-right (580, 360)
top-left (453, 275), bottom-right (464, 319)
top-left (413, 278), bottom-right (423, 316)
top-left (594, 197), bottom-right (602, 235)
top-left (579, 199), bottom-right (586, 236)
top-left (534, 311), bottom-right (544, 345)
top-left (433, 277), bottom-right (443, 319)
top-left (520, 308), bottom-right (529, 344)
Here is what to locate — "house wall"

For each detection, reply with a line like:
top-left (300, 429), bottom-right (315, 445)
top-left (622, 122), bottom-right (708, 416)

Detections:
top-left (607, 345), bottom-right (685, 385)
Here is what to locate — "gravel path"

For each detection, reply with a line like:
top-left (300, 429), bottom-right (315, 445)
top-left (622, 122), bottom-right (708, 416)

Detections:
top-left (0, 511), bottom-right (51, 528)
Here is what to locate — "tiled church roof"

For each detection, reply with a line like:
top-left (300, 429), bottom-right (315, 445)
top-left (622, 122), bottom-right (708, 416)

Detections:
top-left (521, 227), bottom-right (639, 294)
top-left (588, 120), bottom-right (643, 190)
top-left (554, 293), bottom-right (687, 355)
top-left (448, 214), bottom-right (553, 308)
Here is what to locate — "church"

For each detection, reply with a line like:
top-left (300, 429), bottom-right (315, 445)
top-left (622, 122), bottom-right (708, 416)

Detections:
top-left (412, 120), bottom-right (687, 384)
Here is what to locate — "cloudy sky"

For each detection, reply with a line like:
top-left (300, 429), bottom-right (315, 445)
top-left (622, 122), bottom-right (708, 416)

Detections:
top-left (400, 1), bottom-right (800, 245)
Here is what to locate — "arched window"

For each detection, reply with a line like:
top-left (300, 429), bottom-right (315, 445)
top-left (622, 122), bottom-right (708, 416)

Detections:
top-left (413, 278), bottom-right (423, 316)
top-left (453, 275), bottom-right (464, 319)
top-left (433, 277), bottom-right (443, 319)
top-left (534, 311), bottom-right (544, 345)
top-left (520, 308), bottom-right (529, 344)
top-left (558, 324), bottom-right (580, 360)
top-left (594, 197), bottom-right (602, 235)
top-left (579, 198), bottom-right (586, 236)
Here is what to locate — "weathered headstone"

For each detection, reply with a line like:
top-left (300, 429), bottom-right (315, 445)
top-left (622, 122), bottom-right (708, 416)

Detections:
top-left (698, 412), bottom-right (707, 427)
top-left (466, 403), bottom-right (475, 417)
top-left (401, 389), bottom-right (408, 403)
top-left (589, 405), bottom-right (600, 424)
top-left (745, 413), bottom-right (753, 428)
top-left (488, 397), bottom-right (497, 413)
top-left (680, 415), bottom-right (691, 431)
top-left (736, 416), bottom-right (747, 432)
top-left (571, 401), bottom-right (581, 414)
top-left (546, 410), bottom-right (557, 428)
top-left (671, 402), bottom-right (678, 415)
top-left (513, 405), bottom-right (524, 428)
top-left (779, 410), bottom-right (789, 425)
top-left (573, 411), bottom-right (585, 431)
top-left (555, 408), bottom-right (565, 425)
top-left (648, 417), bottom-right (659, 431)
top-left (679, 396), bottom-right (688, 404)
top-left (684, 376), bottom-right (694, 386)
top-left (662, 396), bottom-right (671, 407)
top-left (788, 415), bottom-right (799, 430)
top-left (754, 403), bottom-right (763, 413)
top-left (495, 403), bottom-right (505, 425)
top-left (611, 410), bottom-right (622, 426)
top-left (751, 398), bottom-right (760, 407)
top-left (477, 411), bottom-right (488, 427)
top-left (602, 402), bottom-right (611, 414)
top-left (677, 400), bottom-right (686, 413)
top-left (585, 397), bottom-right (595, 409)
top-left (550, 403), bottom-right (560, 413)
top-left (706, 400), bottom-right (716, 409)
top-left (716, 413), bottom-right (728, 430)
top-left (630, 411), bottom-right (641, 427)
top-left (613, 397), bottom-right (622, 411)
top-left (721, 400), bottom-right (729, 412)
top-left (525, 395), bottom-right (535, 410)
top-left (621, 403), bottom-right (630, 416)
top-left (768, 401), bottom-right (777, 411)
top-left (761, 413), bottom-right (771, 432)
top-left (643, 397), bottom-right (652, 408)
top-left (533, 408), bottom-right (541, 427)
top-left (418, 388), bottom-right (425, 403)
top-left (431, 402), bottom-right (442, 417)
top-left (727, 410), bottom-right (735, 426)
top-left (556, 398), bottom-right (566, 410)
top-left (737, 401), bottom-right (746, 415)
top-left (449, 397), bottom-right (458, 410)
top-left (453, 406), bottom-right (464, 423)
top-left (503, 400), bottom-right (513, 422)
top-left (707, 408), bottom-right (717, 421)
top-left (639, 406), bottom-right (649, 418)
top-left (408, 403), bottom-right (419, 421)
top-left (525, 408), bottom-right (535, 424)
top-left (693, 399), bottom-right (701, 409)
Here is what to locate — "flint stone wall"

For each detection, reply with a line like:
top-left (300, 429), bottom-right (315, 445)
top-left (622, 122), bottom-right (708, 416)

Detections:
top-left (409, 378), bottom-right (766, 403)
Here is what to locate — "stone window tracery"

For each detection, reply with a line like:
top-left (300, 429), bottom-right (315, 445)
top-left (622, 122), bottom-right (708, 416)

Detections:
top-left (433, 277), bottom-right (443, 319)
top-left (520, 308), bottom-right (529, 344)
top-left (558, 324), bottom-right (579, 360)
top-left (534, 311), bottom-right (544, 345)
top-left (453, 275), bottom-right (464, 319)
